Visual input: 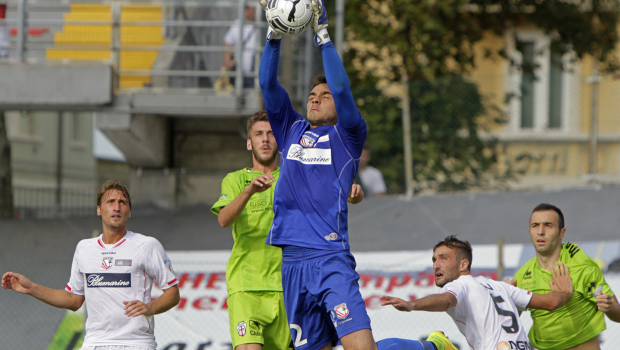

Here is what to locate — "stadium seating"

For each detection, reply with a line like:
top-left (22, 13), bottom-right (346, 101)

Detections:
top-left (46, 4), bottom-right (164, 88)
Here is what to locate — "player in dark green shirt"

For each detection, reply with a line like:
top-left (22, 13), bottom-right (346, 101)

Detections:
top-left (212, 112), bottom-right (364, 350)
top-left (512, 203), bottom-right (620, 350)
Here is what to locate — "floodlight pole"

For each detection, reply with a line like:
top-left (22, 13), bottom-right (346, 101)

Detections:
top-left (588, 63), bottom-right (600, 174)
top-left (335, 0), bottom-right (344, 58)
top-left (16, 0), bottom-right (26, 62)
top-left (402, 71), bottom-right (414, 200)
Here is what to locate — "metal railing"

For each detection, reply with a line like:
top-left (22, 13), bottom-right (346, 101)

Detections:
top-left (13, 186), bottom-right (96, 219)
top-left (0, 0), bottom-right (272, 95)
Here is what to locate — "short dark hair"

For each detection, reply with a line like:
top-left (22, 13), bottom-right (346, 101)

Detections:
top-left (247, 111), bottom-right (269, 137)
top-left (97, 180), bottom-right (131, 209)
top-left (532, 203), bottom-right (565, 229)
top-left (311, 74), bottom-right (327, 90)
top-left (433, 235), bottom-right (473, 271)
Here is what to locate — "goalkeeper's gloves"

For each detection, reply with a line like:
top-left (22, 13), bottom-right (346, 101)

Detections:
top-left (310, 0), bottom-right (330, 46)
top-left (260, 0), bottom-right (282, 41)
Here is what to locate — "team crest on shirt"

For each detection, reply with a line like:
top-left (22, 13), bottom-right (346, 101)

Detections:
top-left (102, 257), bottom-right (113, 270)
top-left (324, 232), bottom-right (338, 241)
top-left (300, 135), bottom-right (316, 148)
top-left (334, 303), bottom-right (349, 319)
top-left (237, 321), bottom-right (247, 336)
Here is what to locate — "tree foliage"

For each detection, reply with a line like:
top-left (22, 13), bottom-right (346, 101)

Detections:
top-left (344, 0), bottom-right (619, 192)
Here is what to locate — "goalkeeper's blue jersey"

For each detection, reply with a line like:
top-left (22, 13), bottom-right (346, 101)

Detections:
top-left (265, 96), bottom-right (367, 250)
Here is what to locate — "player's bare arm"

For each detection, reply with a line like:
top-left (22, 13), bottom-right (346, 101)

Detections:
top-left (2, 271), bottom-right (85, 311)
top-left (124, 285), bottom-right (180, 317)
top-left (527, 262), bottom-right (573, 311)
top-left (218, 174), bottom-right (276, 227)
top-left (595, 291), bottom-right (620, 322)
top-left (348, 184), bottom-right (364, 204)
top-left (380, 292), bottom-right (457, 312)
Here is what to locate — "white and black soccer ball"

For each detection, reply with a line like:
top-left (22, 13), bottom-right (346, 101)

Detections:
top-left (265, 0), bottom-right (313, 36)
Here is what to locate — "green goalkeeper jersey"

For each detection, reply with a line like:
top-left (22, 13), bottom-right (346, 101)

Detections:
top-left (211, 168), bottom-right (282, 295)
top-left (514, 242), bottom-right (615, 350)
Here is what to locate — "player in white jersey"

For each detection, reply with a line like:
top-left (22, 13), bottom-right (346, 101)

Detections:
top-left (2, 180), bottom-right (180, 350)
top-left (381, 236), bottom-right (574, 350)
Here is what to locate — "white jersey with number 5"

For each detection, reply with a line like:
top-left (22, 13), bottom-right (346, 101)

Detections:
top-left (440, 275), bottom-right (533, 350)
top-left (65, 231), bottom-right (178, 349)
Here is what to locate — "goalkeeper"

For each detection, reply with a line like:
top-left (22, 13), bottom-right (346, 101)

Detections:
top-left (258, 2), bottom-right (457, 350)
top-left (212, 112), bottom-right (364, 350)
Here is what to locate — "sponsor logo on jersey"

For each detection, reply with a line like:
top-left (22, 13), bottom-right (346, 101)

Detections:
top-left (237, 321), bottom-right (247, 336)
top-left (496, 342), bottom-right (510, 350)
top-left (324, 232), bottom-right (338, 241)
top-left (317, 135), bottom-right (329, 143)
top-left (86, 273), bottom-right (131, 288)
top-left (102, 257), bottom-right (113, 270)
top-left (102, 252), bottom-right (116, 255)
top-left (249, 320), bottom-right (262, 336)
top-left (286, 144), bottom-right (331, 165)
top-left (300, 135), bottom-right (316, 148)
top-left (524, 271), bottom-right (532, 280)
top-left (114, 259), bottom-right (132, 266)
top-left (497, 341), bottom-right (532, 350)
top-left (334, 303), bottom-right (349, 319)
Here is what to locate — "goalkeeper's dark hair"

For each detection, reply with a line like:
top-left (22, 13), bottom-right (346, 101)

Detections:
top-left (434, 235), bottom-right (472, 271)
top-left (247, 111), bottom-right (269, 137)
top-left (532, 203), bottom-right (565, 229)
top-left (311, 74), bottom-right (327, 90)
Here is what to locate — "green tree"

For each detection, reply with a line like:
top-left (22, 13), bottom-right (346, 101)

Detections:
top-left (344, 0), bottom-right (619, 192)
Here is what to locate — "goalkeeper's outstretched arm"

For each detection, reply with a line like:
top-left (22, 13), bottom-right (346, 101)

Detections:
top-left (321, 42), bottom-right (361, 129)
top-left (259, 39), bottom-right (287, 112)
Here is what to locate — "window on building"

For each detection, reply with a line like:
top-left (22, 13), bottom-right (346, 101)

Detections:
top-left (506, 30), bottom-right (579, 134)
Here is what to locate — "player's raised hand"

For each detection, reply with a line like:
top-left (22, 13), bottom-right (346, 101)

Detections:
top-left (595, 290), bottom-right (613, 312)
top-left (310, 0), bottom-right (330, 46)
top-left (123, 300), bottom-right (153, 317)
top-left (2, 272), bottom-right (34, 294)
top-left (380, 295), bottom-right (413, 312)
top-left (258, 0), bottom-right (268, 10)
top-left (247, 174), bottom-right (275, 195)
top-left (549, 262), bottom-right (573, 298)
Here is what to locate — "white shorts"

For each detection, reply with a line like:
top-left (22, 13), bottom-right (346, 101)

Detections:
top-left (81, 346), bottom-right (154, 350)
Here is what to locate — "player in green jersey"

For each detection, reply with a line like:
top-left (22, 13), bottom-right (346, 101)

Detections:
top-left (511, 203), bottom-right (620, 350)
top-left (211, 112), bottom-right (364, 350)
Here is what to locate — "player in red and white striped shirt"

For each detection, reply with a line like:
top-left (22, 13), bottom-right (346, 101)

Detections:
top-left (2, 180), bottom-right (179, 350)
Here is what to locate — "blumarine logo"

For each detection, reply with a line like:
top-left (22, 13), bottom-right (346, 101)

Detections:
top-left (86, 273), bottom-right (131, 288)
top-left (286, 145), bottom-right (331, 165)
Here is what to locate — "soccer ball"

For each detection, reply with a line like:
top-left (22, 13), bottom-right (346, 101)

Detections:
top-left (265, 0), bottom-right (313, 36)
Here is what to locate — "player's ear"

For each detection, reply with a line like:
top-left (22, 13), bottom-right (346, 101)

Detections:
top-left (97, 206), bottom-right (101, 216)
top-left (559, 227), bottom-right (566, 240)
top-left (247, 138), bottom-right (252, 151)
top-left (459, 258), bottom-right (469, 273)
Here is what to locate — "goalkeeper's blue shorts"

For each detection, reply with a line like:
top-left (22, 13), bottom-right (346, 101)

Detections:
top-left (281, 246), bottom-right (372, 350)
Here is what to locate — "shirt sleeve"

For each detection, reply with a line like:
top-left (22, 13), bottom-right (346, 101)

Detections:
top-left (223, 22), bottom-right (238, 46)
top-left (65, 243), bottom-right (84, 295)
top-left (440, 279), bottom-right (466, 307)
top-left (576, 265), bottom-right (614, 302)
top-left (505, 283), bottom-right (533, 310)
top-left (144, 238), bottom-right (178, 290)
top-left (211, 173), bottom-right (244, 215)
